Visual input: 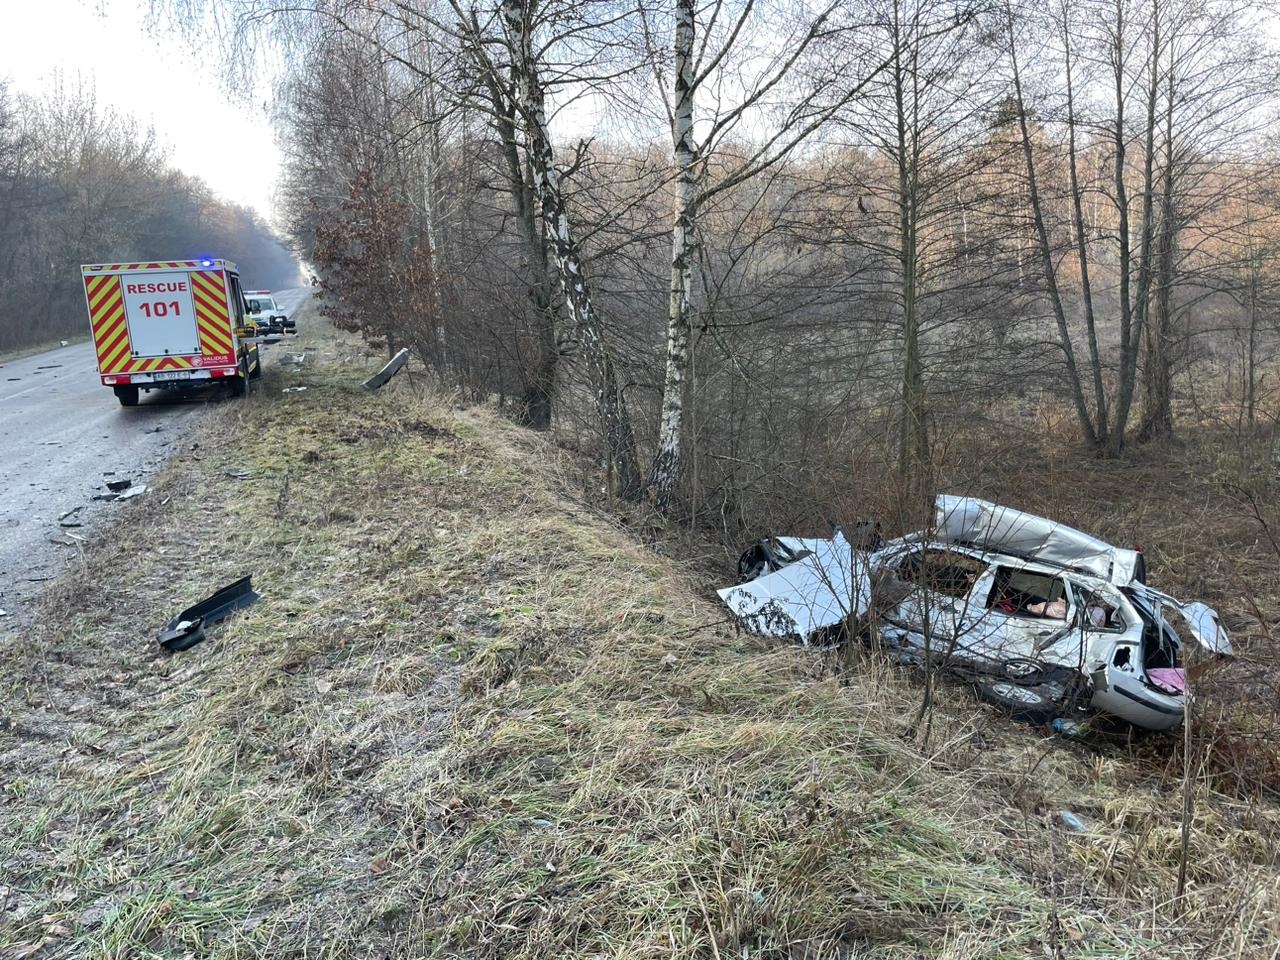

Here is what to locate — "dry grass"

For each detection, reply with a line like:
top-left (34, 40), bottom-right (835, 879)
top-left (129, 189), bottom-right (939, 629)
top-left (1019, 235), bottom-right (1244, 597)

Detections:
top-left (3, 312), bottom-right (1280, 958)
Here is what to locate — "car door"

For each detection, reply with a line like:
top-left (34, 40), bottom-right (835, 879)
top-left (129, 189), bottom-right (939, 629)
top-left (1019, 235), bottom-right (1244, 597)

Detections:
top-left (885, 546), bottom-right (990, 659)
top-left (958, 564), bottom-right (1079, 669)
top-left (1089, 592), bottom-right (1185, 731)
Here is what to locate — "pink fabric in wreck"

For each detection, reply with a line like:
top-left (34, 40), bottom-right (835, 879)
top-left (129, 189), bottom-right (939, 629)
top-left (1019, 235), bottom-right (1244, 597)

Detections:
top-left (1147, 667), bottom-right (1186, 694)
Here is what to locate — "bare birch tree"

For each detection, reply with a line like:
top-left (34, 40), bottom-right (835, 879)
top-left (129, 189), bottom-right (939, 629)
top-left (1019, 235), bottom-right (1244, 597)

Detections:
top-left (642, 0), bottom-right (910, 509)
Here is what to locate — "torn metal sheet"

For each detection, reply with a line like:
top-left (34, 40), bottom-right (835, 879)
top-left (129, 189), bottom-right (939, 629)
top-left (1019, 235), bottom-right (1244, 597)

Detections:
top-left (363, 348), bottom-right (410, 391)
top-left (935, 495), bottom-right (1143, 586)
top-left (718, 531), bottom-right (871, 643)
top-left (158, 575), bottom-right (259, 652)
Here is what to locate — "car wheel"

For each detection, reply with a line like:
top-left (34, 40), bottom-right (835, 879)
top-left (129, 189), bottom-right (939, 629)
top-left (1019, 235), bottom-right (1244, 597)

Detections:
top-left (975, 680), bottom-right (1061, 725)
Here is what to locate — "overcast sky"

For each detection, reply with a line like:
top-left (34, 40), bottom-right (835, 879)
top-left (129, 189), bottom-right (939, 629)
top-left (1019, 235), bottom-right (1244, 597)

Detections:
top-left (2, 0), bottom-right (281, 222)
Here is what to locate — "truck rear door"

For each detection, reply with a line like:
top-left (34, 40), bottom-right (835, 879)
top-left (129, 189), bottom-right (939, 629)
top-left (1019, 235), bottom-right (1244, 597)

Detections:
top-left (120, 271), bottom-right (202, 358)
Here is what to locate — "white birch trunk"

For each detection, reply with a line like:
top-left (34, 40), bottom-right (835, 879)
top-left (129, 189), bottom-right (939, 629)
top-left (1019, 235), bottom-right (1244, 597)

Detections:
top-left (648, 0), bottom-right (698, 510)
top-left (501, 0), bottom-right (642, 498)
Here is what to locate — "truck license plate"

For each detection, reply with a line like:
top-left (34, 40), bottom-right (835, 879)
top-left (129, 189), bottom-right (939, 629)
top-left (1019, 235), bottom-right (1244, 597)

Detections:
top-left (152, 370), bottom-right (193, 382)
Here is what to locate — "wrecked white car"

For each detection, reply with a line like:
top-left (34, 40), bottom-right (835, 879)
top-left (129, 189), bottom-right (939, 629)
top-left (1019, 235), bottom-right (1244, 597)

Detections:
top-left (719, 496), bottom-right (1232, 731)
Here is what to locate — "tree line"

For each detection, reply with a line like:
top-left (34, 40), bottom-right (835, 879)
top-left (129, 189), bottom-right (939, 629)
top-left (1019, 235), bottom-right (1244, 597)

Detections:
top-left (186, 0), bottom-right (1280, 527)
top-left (0, 77), bottom-right (301, 353)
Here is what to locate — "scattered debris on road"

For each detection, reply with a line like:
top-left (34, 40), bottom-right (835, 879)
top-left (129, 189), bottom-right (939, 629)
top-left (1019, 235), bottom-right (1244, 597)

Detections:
top-left (364, 348), bottom-right (410, 391)
top-left (57, 505), bottom-right (84, 522)
top-left (158, 575), bottom-right (260, 652)
top-left (282, 386), bottom-right (307, 394)
top-left (86, 478), bottom-right (148, 503)
top-left (224, 467), bottom-right (252, 480)
top-left (280, 353), bottom-right (306, 366)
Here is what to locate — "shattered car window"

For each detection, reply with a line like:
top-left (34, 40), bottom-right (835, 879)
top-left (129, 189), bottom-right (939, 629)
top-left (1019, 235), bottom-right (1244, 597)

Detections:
top-left (1073, 587), bottom-right (1126, 631)
top-left (987, 567), bottom-right (1069, 619)
top-left (895, 549), bottom-right (985, 599)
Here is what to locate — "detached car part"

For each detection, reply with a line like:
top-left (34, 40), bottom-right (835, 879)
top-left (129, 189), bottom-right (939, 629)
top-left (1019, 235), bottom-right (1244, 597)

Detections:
top-left (364, 348), bottom-right (410, 391)
top-left (158, 575), bottom-right (260, 652)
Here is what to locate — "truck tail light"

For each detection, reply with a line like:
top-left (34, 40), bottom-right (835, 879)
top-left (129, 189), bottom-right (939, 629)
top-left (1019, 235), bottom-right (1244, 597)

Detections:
top-left (210, 367), bottom-right (238, 378)
top-left (103, 374), bottom-right (132, 385)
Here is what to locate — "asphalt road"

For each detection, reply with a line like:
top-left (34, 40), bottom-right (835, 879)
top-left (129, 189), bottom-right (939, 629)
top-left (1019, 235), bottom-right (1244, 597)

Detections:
top-left (0, 287), bottom-right (311, 627)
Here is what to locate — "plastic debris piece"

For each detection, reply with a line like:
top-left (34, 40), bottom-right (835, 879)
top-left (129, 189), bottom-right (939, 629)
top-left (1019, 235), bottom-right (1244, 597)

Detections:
top-left (105, 479), bottom-right (133, 492)
top-left (1058, 810), bottom-right (1086, 832)
top-left (158, 576), bottom-right (259, 652)
top-left (363, 348), bottom-right (410, 391)
top-left (1051, 718), bottom-right (1088, 738)
top-left (115, 484), bottom-right (147, 501)
top-left (282, 386), bottom-right (307, 393)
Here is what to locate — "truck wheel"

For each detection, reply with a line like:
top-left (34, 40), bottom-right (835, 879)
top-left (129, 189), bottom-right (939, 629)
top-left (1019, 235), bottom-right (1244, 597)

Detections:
top-left (975, 681), bottom-right (1060, 725)
top-left (114, 385), bottom-right (140, 407)
top-left (228, 359), bottom-right (249, 398)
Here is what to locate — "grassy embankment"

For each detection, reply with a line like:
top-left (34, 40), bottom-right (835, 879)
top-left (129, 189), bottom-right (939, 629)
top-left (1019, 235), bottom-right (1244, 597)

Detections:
top-left (3, 307), bottom-right (1280, 959)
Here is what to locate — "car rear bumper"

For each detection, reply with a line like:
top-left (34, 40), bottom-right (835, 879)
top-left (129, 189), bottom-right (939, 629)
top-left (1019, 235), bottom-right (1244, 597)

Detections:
top-left (102, 367), bottom-right (239, 386)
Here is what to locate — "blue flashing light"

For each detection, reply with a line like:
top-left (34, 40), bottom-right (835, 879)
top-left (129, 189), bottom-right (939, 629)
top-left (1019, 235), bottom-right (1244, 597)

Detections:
top-left (200, 258), bottom-right (215, 267)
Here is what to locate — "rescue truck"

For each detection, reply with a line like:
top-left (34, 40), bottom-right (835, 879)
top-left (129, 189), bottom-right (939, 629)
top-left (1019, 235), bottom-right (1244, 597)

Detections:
top-left (81, 259), bottom-right (262, 406)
